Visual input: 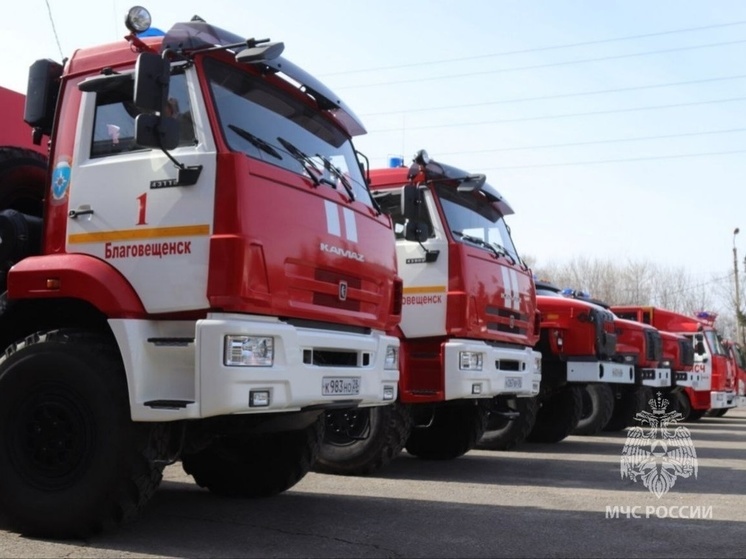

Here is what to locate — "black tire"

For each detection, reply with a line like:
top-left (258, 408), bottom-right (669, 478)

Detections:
top-left (0, 329), bottom-right (166, 538)
top-left (182, 413), bottom-right (324, 498)
top-left (573, 383), bottom-right (615, 436)
top-left (706, 408), bottom-right (728, 418)
top-left (604, 386), bottom-right (650, 432)
top-left (670, 390), bottom-right (692, 421)
top-left (405, 403), bottom-right (487, 460)
top-left (0, 147), bottom-right (47, 215)
top-left (477, 396), bottom-right (539, 451)
top-left (686, 408), bottom-right (707, 422)
top-left (0, 147), bottom-right (47, 293)
top-left (527, 385), bottom-right (584, 443)
top-left (314, 403), bottom-right (412, 476)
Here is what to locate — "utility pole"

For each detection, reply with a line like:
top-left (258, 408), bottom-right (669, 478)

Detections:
top-left (734, 227), bottom-right (741, 343)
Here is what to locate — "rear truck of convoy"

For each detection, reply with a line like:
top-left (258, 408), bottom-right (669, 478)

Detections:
top-left (314, 151), bottom-right (541, 475)
top-left (723, 340), bottom-right (746, 412)
top-left (0, 7), bottom-right (402, 538)
top-left (612, 307), bottom-right (737, 420)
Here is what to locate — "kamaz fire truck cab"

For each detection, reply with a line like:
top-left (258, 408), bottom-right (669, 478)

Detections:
top-left (314, 151), bottom-right (541, 475)
top-left (0, 7), bottom-right (401, 538)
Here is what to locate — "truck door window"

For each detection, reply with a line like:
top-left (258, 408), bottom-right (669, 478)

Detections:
top-left (90, 73), bottom-right (195, 158)
top-left (705, 330), bottom-right (726, 356)
top-left (203, 58), bottom-right (374, 208)
top-left (373, 190), bottom-right (434, 239)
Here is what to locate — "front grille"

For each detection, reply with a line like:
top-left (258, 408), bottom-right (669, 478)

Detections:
top-left (286, 260), bottom-right (382, 317)
top-left (303, 348), bottom-right (364, 367)
top-left (594, 310), bottom-right (617, 358)
top-left (495, 359), bottom-right (524, 372)
top-left (678, 339), bottom-right (694, 367)
top-left (313, 269), bottom-right (361, 311)
top-left (486, 305), bottom-right (528, 335)
top-left (644, 329), bottom-right (663, 362)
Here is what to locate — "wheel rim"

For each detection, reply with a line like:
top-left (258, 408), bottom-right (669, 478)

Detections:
top-left (7, 383), bottom-right (94, 491)
top-left (323, 408), bottom-right (372, 446)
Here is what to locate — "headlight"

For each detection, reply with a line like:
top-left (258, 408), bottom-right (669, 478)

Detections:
top-left (459, 351), bottom-right (483, 371)
top-left (224, 335), bottom-right (274, 367)
top-left (384, 345), bottom-right (399, 370)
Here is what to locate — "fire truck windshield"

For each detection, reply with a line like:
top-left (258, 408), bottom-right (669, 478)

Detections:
top-left (435, 183), bottom-right (521, 265)
top-left (203, 58), bottom-right (374, 208)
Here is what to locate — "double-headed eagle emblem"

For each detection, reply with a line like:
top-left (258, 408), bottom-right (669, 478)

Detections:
top-left (620, 392), bottom-right (698, 498)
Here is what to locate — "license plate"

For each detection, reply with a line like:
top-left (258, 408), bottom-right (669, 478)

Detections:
top-left (505, 376), bottom-right (523, 389)
top-left (322, 377), bottom-right (360, 396)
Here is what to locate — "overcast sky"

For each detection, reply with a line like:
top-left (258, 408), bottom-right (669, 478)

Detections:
top-left (3, 0), bottom-right (746, 294)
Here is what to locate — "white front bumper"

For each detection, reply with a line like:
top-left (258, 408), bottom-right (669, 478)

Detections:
top-left (673, 370), bottom-right (702, 388)
top-left (640, 367), bottom-right (672, 388)
top-left (112, 315), bottom-right (400, 421)
top-left (566, 361), bottom-right (635, 384)
top-left (443, 339), bottom-right (541, 400)
top-left (710, 390), bottom-right (737, 409)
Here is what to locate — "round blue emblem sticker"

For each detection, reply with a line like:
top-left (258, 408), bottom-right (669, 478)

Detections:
top-left (51, 159), bottom-right (71, 200)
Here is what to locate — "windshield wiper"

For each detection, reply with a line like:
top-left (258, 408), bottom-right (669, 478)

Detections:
top-left (317, 153), bottom-right (355, 202)
top-left (489, 241), bottom-right (517, 265)
top-left (276, 137), bottom-right (337, 188)
top-left (452, 230), bottom-right (501, 259)
top-left (228, 125), bottom-right (283, 160)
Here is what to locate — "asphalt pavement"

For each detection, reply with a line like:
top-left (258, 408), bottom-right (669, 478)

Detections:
top-left (0, 409), bottom-right (743, 558)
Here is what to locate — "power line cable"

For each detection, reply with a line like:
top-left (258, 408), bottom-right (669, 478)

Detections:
top-left (367, 96), bottom-right (746, 133)
top-left (434, 127), bottom-right (746, 155)
top-left (336, 38), bottom-right (746, 90)
top-left (321, 20), bottom-right (746, 77)
top-left (480, 148), bottom-right (746, 170)
top-left (359, 74), bottom-right (746, 117)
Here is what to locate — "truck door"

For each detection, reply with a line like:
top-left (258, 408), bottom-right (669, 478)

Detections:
top-left (66, 70), bottom-right (217, 314)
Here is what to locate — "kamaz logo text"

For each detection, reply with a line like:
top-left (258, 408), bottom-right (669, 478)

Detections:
top-left (320, 243), bottom-right (365, 262)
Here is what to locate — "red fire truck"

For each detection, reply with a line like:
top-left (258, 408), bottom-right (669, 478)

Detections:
top-left (315, 151), bottom-right (541, 474)
top-left (0, 7), bottom-right (402, 537)
top-left (520, 280), bottom-right (634, 442)
top-left (552, 293), bottom-right (676, 431)
top-left (611, 307), bottom-right (737, 420)
top-left (715, 339), bottom-right (744, 415)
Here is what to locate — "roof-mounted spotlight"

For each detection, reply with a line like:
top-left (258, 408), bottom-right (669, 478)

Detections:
top-left (125, 6), bottom-right (152, 35)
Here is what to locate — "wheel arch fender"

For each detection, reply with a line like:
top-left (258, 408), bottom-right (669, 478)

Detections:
top-left (7, 254), bottom-right (146, 318)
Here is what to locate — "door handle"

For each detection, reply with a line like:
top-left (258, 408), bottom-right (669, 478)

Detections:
top-left (68, 206), bottom-right (94, 219)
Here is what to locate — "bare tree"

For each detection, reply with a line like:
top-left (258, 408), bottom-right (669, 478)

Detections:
top-left (531, 256), bottom-right (728, 328)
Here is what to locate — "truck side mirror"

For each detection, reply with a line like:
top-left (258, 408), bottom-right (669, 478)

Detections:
top-left (404, 220), bottom-right (430, 243)
top-left (134, 52), bottom-right (170, 113)
top-left (24, 58), bottom-right (63, 143)
top-left (401, 184), bottom-right (421, 220)
top-left (135, 113), bottom-right (179, 151)
top-left (695, 341), bottom-right (705, 355)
